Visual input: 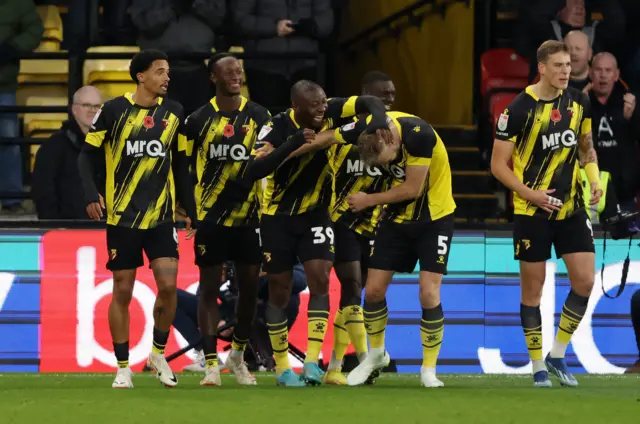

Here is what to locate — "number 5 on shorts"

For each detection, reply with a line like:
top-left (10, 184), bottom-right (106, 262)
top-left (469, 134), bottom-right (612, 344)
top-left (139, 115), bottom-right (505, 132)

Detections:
top-left (437, 235), bottom-right (449, 255)
top-left (311, 226), bottom-right (334, 245)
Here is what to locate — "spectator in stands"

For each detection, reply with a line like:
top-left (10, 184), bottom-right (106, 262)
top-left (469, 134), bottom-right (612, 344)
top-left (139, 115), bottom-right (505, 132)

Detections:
top-left (231, 0), bottom-right (334, 112)
top-left (586, 52), bottom-right (640, 212)
top-left (131, 0), bottom-right (226, 115)
top-left (580, 168), bottom-right (619, 224)
top-left (32, 86), bottom-right (104, 220)
top-left (0, 0), bottom-right (43, 213)
top-left (66, 0), bottom-right (133, 53)
top-left (564, 30), bottom-right (592, 91)
top-left (628, 288), bottom-right (640, 373)
top-left (515, 0), bottom-right (625, 83)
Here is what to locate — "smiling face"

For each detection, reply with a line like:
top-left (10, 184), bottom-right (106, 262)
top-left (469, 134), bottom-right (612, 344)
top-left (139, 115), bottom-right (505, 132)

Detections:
top-left (293, 86), bottom-right (329, 129)
top-left (138, 59), bottom-right (170, 96)
top-left (212, 56), bottom-right (243, 96)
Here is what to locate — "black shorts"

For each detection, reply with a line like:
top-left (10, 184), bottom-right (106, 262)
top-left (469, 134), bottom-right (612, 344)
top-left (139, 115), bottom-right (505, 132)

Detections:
top-left (260, 209), bottom-right (334, 274)
top-left (370, 213), bottom-right (455, 274)
top-left (106, 223), bottom-right (179, 271)
top-left (194, 222), bottom-right (262, 267)
top-left (513, 209), bottom-right (595, 262)
top-left (334, 221), bottom-right (374, 268)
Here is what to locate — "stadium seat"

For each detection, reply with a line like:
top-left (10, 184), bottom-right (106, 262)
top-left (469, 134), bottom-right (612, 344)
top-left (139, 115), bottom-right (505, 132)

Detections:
top-left (83, 46), bottom-right (140, 100)
top-left (23, 96), bottom-right (67, 171)
top-left (18, 52), bottom-right (68, 106)
top-left (36, 5), bottom-right (63, 45)
top-left (480, 48), bottom-right (529, 98)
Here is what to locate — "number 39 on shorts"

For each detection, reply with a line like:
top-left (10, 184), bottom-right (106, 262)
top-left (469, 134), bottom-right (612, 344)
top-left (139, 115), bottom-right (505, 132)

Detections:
top-left (311, 226), bottom-right (334, 245)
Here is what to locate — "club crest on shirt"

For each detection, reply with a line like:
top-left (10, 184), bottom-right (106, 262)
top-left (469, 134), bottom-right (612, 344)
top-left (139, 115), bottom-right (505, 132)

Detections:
top-left (258, 125), bottom-right (272, 141)
top-left (341, 122), bottom-right (356, 132)
top-left (497, 111), bottom-right (509, 131)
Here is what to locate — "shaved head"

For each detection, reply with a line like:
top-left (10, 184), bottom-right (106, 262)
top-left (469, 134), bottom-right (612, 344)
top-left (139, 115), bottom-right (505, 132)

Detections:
top-left (590, 52), bottom-right (620, 97)
top-left (290, 80), bottom-right (328, 129)
top-left (592, 52), bottom-right (618, 69)
top-left (73, 85), bottom-right (102, 104)
top-left (290, 80), bottom-right (323, 103)
top-left (564, 30), bottom-right (591, 78)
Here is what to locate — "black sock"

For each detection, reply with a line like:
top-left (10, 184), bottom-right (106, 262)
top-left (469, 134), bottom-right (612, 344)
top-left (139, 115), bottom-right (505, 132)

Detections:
top-left (113, 341), bottom-right (129, 368)
top-left (202, 334), bottom-right (218, 368)
top-left (632, 289), bottom-right (640, 357)
top-left (152, 328), bottom-right (169, 355)
top-left (520, 304), bottom-right (543, 362)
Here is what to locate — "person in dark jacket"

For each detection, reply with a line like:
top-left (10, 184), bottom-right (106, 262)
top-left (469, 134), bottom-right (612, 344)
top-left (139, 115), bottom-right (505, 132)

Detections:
top-left (515, 0), bottom-right (625, 83)
top-left (33, 86), bottom-right (104, 219)
top-left (131, 0), bottom-right (226, 115)
top-left (231, 0), bottom-right (334, 112)
top-left (0, 0), bottom-right (43, 212)
top-left (587, 52), bottom-right (640, 212)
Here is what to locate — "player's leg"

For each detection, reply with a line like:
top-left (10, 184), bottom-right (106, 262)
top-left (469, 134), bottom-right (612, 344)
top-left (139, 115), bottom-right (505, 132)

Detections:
top-left (298, 212), bottom-right (335, 385)
top-left (145, 224), bottom-right (180, 387)
top-left (547, 211), bottom-right (595, 387)
top-left (415, 214), bottom-right (454, 388)
top-left (261, 215), bottom-right (304, 386)
top-left (193, 224), bottom-right (226, 386)
top-left (106, 225), bottom-right (143, 389)
top-left (325, 225), bottom-right (367, 384)
top-left (226, 226), bottom-right (262, 385)
top-left (514, 215), bottom-right (553, 388)
top-left (347, 221), bottom-right (411, 386)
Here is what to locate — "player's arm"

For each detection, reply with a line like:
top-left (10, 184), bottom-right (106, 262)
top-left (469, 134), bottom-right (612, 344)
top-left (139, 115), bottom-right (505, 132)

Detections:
top-left (577, 92), bottom-right (602, 201)
top-left (173, 117), bottom-right (198, 228)
top-left (490, 102), bottom-right (562, 212)
top-left (328, 96), bottom-right (388, 134)
top-left (246, 120), bottom-right (306, 181)
top-left (78, 104), bottom-right (109, 220)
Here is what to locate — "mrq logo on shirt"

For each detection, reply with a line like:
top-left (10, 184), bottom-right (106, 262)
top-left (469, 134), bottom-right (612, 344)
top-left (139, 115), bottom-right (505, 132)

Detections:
top-left (0, 230), bottom-right (626, 373)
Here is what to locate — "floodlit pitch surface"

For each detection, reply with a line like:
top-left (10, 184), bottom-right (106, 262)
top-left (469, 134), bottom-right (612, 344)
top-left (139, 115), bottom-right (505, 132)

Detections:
top-left (0, 373), bottom-right (638, 423)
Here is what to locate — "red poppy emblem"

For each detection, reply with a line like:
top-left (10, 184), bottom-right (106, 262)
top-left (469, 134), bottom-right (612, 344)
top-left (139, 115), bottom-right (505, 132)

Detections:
top-left (223, 124), bottom-right (235, 137)
top-left (143, 116), bottom-right (154, 129)
top-left (551, 109), bottom-right (562, 123)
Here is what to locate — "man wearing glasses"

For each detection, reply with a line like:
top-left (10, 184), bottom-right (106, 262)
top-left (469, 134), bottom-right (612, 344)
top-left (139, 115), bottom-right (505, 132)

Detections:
top-left (33, 85), bottom-right (105, 219)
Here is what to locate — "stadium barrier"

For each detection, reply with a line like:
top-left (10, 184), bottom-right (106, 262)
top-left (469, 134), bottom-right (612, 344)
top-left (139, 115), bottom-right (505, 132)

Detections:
top-left (0, 228), bottom-right (637, 373)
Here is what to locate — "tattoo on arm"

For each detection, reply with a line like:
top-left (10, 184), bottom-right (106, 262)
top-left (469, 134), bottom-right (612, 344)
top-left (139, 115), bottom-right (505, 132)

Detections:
top-left (579, 132), bottom-right (597, 166)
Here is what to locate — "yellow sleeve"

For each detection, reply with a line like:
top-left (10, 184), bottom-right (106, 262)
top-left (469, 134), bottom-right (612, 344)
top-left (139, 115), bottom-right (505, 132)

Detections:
top-left (581, 117), bottom-right (592, 135)
top-left (85, 131), bottom-right (106, 148)
top-left (406, 155), bottom-right (431, 167)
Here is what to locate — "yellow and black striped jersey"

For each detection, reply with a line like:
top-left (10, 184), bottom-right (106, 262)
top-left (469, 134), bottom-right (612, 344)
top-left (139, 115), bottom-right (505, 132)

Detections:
top-left (496, 86), bottom-right (591, 219)
top-left (184, 96), bottom-right (270, 227)
top-left (253, 97), bottom-right (361, 216)
top-left (85, 93), bottom-right (188, 229)
top-left (328, 141), bottom-right (387, 238)
top-left (336, 112), bottom-right (456, 223)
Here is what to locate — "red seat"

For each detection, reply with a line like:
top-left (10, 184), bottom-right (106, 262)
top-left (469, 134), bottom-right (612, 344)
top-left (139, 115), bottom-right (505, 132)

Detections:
top-left (480, 48), bottom-right (529, 97)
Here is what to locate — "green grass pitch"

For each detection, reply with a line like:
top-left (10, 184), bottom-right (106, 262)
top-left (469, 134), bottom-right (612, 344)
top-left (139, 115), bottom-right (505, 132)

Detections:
top-left (1, 373), bottom-right (638, 424)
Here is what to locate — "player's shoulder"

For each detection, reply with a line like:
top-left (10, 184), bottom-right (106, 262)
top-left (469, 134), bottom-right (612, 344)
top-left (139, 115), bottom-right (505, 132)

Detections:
top-left (161, 98), bottom-right (185, 117)
top-left (246, 100), bottom-right (271, 120)
top-left (565, 86), bottom-right (590, 106)
top-left (102, 95), bottom-right (130, 113)
top-left (186, 101), bottom-right (213, 124)
top-left (510, 89), bottom-right (537, 111)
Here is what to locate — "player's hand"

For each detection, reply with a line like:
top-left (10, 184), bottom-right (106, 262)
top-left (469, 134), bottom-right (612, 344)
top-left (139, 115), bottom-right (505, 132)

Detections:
top-left (303, 128), bottom-right (316, 143)
top-left (376, 128), bottom-right (393, 145)
top-left (86, 202), bottom-right (102, 220)
top-left (347, 191), bottom-right (371, 212)
top-left (525, 189), bottom-right (563, 213)
top-left (624, 93), bottom-right (636, 120)
top-left (582, 82), bottom-right (592, 94)
top-left (277, 19), bottom-right (294, 37)
top-left (254, 142), bottom-right (274, 158)
top-left (185, 217), bottom-right (196, 240)
top-left (98, 194), bottom-right (105, 210)
top-left (590, 182), bottom-right (603, 205)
